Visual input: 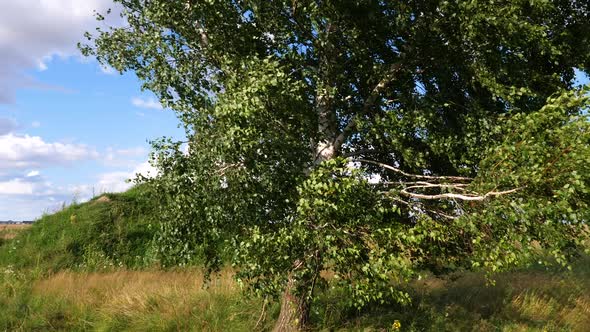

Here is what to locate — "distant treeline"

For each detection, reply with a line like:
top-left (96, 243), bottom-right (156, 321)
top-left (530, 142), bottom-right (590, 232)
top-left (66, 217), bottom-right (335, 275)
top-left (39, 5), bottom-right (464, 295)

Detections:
top-left (0, 221), bottom-right (34, 224)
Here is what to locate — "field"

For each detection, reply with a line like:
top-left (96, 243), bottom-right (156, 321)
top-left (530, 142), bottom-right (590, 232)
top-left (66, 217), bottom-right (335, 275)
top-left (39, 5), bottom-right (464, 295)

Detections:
top-left (0, 224), bottom-right (31, 240)
top-left (1, 261), bottom-right (589, 331)
top-left (0, 188), bottom-right (588, 331)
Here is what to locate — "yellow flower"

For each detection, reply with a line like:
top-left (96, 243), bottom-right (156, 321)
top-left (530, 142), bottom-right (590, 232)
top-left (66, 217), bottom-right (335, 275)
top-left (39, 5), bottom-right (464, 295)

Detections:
top-left (392, 320), bottom-right (401, 331)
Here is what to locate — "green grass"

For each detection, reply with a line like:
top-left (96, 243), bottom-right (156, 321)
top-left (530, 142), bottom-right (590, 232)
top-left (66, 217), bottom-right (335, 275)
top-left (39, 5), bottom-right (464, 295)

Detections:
top-left (0, 186), bottom-right (588, 331)
top-left (0, 258), bottom-right (588, 331)
top-left (0, 185), bottom-right (158, 272)
top-left (314, 258), bottom-right (590, 331)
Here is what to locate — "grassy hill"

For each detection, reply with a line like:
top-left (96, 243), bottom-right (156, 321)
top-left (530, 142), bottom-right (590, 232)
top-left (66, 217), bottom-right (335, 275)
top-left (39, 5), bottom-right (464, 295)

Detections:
top-left (0, 186), bottom-right (157, 272)
top-left (0, 187), bottom-right (589, 331)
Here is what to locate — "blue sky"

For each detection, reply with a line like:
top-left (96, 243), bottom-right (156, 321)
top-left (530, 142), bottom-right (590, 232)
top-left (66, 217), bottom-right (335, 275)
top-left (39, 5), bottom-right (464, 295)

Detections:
top-left (0, 0), bottom-right (183, 220)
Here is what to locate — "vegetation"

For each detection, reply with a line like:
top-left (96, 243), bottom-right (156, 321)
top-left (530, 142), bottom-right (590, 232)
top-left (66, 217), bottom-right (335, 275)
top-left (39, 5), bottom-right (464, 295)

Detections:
top-left (80, 1), bottom-right (590, 330)
top-left (0, 186), bottom-right (157, 272)
top-left (0, 187), bottom-right (588, 330)
top-left (2, 254), bottom-right (590, 330)
top-left (2, 0), bottom-right (589, 330)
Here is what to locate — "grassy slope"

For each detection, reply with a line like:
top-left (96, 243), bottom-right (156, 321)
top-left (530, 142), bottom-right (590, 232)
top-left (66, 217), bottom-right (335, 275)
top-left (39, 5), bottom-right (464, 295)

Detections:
top-left (0, 185), bottom-right (156, 272)
top-left (0, 187), bottom-right (589, 331)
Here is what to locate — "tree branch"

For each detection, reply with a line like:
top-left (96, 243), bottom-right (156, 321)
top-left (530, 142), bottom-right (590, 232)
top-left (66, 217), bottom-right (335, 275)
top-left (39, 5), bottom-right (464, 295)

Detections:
top-left (332, 63), bottom-right (403, 151)
top-left (386, 196), bottom-right (457, 220)
top-left (400, 186), bottom-right (522, 201)
top-left (341, 149), bottom-right (376, 158)
top-left (364, 158), bottom-right (521, 202)
top-left (356, 159), bottom-right (472, 182)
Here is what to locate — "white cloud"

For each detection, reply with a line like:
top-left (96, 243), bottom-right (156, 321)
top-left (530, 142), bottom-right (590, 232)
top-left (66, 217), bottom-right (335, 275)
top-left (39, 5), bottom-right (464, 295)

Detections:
top-left (0, 195), bottom-right (52, 221)
top-left (0, 0), bottom-right (121, 103)
top-left (96, 171), bottom-right (133, 193)
top-left (37, 60), bottom-right (48, 71)
top-left (0, 170), bottom-right (60, 219)
top-left (133, 160), bottom-right (158, 178)
top-left (0, 133), bottom-right (99, 170)
top-left (115, 147), bottom-right (147, 157)
top-left (103, 146), bottom-right (148, 167)
top-left (26, 170), bottom-right (40, 177)
top-left (0, 179), bottom-right (35, 195)
top-left (60, 160), bottom-right (155, 200)
top-left (96, 160), bottom-right (157, 193)
top-left (131, 97), bottom-right (164, 110)
top-left (31, 121), bottom-right (41, 128)
top-left (0, 158), bottom-right (158, 220)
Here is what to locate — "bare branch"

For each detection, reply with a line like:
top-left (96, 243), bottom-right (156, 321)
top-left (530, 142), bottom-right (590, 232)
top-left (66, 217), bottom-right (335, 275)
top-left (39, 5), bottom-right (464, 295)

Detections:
top-left (215, 163), bottom-right (243, 175)
top-left (400, 187), bottom-right (522, 201)
top-left (386, 196), bottom-right (457, 220)
top-left (356, 159), bottom-right (473, 182)
top-left (390, 181), bottom-right (470, 188)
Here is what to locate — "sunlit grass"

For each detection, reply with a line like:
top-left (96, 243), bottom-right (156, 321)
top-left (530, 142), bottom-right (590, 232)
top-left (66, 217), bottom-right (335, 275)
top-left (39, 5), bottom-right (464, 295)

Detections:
top-left (1, 267), bottom-right (271, 331)
top-left (0, 259), bottom-right (586, 331)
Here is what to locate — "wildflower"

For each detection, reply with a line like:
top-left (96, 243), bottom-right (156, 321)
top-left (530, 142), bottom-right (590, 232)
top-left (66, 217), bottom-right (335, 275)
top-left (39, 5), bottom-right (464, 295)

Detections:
top-left (392, 320), bottom-right (401, 331)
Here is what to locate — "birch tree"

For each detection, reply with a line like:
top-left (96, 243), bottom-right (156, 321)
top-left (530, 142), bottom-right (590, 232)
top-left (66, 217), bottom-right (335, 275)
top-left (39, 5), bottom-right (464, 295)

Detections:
top-left (82, 1), bottom-right (590, 330)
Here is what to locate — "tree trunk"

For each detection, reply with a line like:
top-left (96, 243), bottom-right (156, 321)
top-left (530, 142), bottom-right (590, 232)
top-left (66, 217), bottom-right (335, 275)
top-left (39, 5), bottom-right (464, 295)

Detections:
top-left (272, 275), bottom-right (311, 332)
top-left (274, 31), bottom-right (339, 329)
top-left (272, 136), bottom-right (332, 331)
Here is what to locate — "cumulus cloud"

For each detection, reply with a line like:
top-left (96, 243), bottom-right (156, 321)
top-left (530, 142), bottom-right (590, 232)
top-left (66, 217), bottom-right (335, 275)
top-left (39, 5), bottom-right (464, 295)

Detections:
top-left (131, 97), bottom-right (164, 110)
top-left (0, 0), bottom-right (120, 103)
top-left (0, 178), bottom-right (67, 220)
top-left (0, 179), bottom-right (35, 195)
top-left (0, 195), bottom-right (54, 221)
top-left (0, 133), bottom-right (99, 170)
top-left (0, 159), bottom-right (158, 220)
top-left (96, 160), bottom-right (158, 193)
top-left (0, 170), bottom-right (53, 196)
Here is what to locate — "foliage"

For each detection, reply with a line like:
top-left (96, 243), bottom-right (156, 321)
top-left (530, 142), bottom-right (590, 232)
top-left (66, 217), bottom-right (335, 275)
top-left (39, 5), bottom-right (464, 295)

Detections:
top-left (465, 91), bottom-right (590, 273)
top-left (81, 0), bottom-right (590, 322)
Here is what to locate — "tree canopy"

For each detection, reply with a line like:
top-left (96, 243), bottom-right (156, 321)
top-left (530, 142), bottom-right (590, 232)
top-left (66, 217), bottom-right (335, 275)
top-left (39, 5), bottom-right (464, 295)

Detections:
top-left (82, 0), bottom-right (590, 330)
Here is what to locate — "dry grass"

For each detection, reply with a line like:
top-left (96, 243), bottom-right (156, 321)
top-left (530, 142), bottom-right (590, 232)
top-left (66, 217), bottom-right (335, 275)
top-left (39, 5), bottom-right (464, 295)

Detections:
top-left (0, 224), bottom-right (31, 240)
top-left (33, 267), bottom-right (238, 311)
top-left (13, 260), bottom-right (590, 331)
top-left (29, 267), bottom-right (264, 331)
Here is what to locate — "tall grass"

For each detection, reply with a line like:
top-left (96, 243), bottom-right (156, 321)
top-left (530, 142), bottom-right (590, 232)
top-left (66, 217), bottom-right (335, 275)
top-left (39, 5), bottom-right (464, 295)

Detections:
top-left (315, 257), bottom-right (590, 331)
top-left (0, 259), bottom-right (588, 331)
top-left (30, 268), bottom-right (270, 331)
top-left (0, 185), bottom-right (588, 331)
